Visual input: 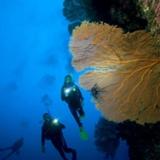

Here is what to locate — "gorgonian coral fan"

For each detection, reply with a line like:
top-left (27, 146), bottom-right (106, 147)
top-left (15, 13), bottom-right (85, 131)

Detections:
top-left (70, 21), bottom-right (160, 124)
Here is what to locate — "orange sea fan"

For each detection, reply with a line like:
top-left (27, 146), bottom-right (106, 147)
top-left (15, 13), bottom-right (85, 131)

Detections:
top-left (70, 21), bottom-right (160, 124)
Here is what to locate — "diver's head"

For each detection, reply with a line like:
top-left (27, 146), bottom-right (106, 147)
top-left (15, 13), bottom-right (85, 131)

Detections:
top-left (64, 74), bottom-right (73, 84)
top-left (43, 113), bottom-right (52, 122)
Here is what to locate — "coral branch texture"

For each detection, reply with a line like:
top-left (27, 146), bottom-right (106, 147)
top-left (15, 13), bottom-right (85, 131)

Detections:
top-left (139, 0), bottom-right (160, 34)
top-left (70, 21), bottom-right (160, 124)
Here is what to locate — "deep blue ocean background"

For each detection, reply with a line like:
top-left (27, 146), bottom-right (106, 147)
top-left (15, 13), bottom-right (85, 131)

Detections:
top-left (0, 0), bottom-right (129, 159)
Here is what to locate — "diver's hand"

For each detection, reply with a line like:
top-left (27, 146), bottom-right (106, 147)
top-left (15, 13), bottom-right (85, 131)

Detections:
top-left (81, 100), bottom-right (84, 106)
top-left (41, 145), bottom-right (45, 153)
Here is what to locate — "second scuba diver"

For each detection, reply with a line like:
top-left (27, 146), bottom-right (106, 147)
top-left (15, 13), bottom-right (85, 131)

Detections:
top-left (0, 138), bottom-right (24, 160)
top-left (61, 75), bottom-right (85, 130)
top-left (41, 113), bottom-right (77, 160)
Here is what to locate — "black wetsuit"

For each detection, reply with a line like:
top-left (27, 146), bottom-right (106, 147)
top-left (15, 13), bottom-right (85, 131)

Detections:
top-left (61, 82), bottom-right (85, 127)
top-left (41, 120), bottom-right (77, 160)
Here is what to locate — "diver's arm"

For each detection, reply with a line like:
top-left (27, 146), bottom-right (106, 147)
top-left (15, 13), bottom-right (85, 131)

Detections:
top-left (41, 127), bottom-right (46, 153)
top-left (60, 123), bottom-right (65, 129)
top-left (41, 131), bottom-right (45, 146)
top-left (78, 88), bottom-right (84, 106)
top-left (76, 85), bottom-right (84, 101)
top-left (61, 87), bottom-right (65, 101)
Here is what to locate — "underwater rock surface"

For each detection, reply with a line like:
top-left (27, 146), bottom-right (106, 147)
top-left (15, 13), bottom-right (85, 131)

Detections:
top-left (95, 118), bottom-right (160, 160)
top-left (118, 120), bottom-right (160, 160)
top-left (94, 118), bottom-right (119, 159)
top-left (63, 0), bottom-right (148, 33)
top-left (70, 21), bottom-right (160, 124)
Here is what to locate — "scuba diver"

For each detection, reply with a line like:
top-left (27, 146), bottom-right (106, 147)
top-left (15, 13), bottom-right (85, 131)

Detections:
top-left (61, 75), bottom-right (88, 140)
top-left (41, 94), bottom-right (53, 113)
top-left (0, 137), bottom-right (24, 160)
top-left (61, 75), bottom-right (85, 129)
top-left (41, 113), bottom-right (77, 160)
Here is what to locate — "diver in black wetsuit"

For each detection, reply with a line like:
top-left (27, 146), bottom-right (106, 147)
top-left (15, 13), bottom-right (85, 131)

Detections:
top-left (0, 138), bottom-right (24, 160)
top-left (41, 113), bottom-right (77, 160)
top-left (61, 75), bottom-right (85, 130)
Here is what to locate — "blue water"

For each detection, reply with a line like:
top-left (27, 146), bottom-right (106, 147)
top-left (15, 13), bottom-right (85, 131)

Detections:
top-left (0, 0), bottom-right (129, 160)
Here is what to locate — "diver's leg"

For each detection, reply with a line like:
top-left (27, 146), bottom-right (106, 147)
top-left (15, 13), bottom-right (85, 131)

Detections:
top-left (62, 135), bottom-right (77, 160)
top-left (68, 105), bottom-right (82, 127)
top-left (2, 151), bottom-right (14, 160)
top-left (63, 147), bottom-right (77, 160)
top-left (77, 105), bottom-right (85, 117)
top-left (51, 139), bottom-right (68, 160)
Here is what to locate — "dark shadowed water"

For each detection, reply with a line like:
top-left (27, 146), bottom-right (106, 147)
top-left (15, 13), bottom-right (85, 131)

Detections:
top-left (0, 1), bottom-right (129, 160)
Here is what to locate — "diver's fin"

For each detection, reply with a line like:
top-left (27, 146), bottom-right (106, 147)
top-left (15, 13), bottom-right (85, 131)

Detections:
top-left (2, 151), bottom-right (14, 160)
top-left (79, 128), bottom-right (89, 141)
top-left (79, 115), bottom-right (85, 120)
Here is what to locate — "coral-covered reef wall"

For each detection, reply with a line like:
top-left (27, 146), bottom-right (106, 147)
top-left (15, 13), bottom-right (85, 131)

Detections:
top-left (118, 120), bottom-right (160, 160)
top-left (94, 118), bottom-right (120, 159)
top-left (95, 118), bottom-right (160, 160)
top-left (63, 0), bottom-right (148, 33)
top-left (139, 0), bottom-right (160, 35)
